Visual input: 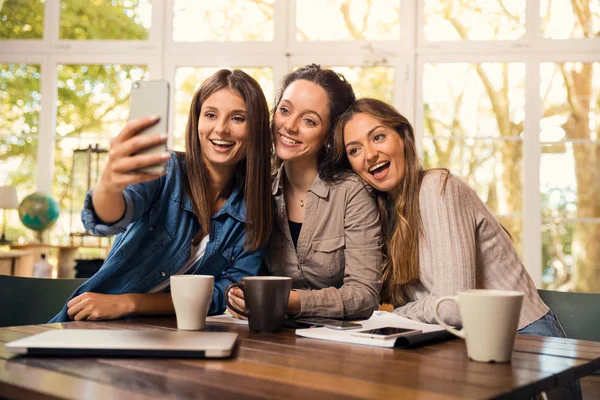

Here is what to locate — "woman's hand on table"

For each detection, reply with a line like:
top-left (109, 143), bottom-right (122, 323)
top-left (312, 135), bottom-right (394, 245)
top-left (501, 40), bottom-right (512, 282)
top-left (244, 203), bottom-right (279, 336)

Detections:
top-left (67, 292), bottom-right (134, 321)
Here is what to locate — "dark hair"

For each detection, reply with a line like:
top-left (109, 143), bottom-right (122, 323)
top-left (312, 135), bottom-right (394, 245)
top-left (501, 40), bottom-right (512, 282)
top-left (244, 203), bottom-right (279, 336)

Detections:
top-left (181, 69), bottom-right (272, 250)
top-left (272, 64), bottom-right (356, 181)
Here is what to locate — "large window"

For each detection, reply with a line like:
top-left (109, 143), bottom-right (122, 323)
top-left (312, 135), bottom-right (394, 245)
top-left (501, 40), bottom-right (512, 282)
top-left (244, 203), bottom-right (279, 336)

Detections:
top-left (1, 0), bottom-right (598, 293)
top-left (52, 64), bottom-right (148, 240)
top-left (423, 62), bottom-right (525, 254)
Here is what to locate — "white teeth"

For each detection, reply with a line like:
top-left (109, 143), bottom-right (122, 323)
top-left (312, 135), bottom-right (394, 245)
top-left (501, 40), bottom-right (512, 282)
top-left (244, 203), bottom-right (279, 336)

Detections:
top-left (279, 134), bottom-right (300, 145)
top-left (211, 139), bottom-right (234, 146)
top-left (369, 161), bottom-right (389, 172)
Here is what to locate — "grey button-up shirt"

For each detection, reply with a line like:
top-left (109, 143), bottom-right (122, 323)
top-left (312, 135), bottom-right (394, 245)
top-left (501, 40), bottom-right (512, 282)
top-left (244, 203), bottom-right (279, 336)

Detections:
top-left (265, 166), bottom-right (383, 319)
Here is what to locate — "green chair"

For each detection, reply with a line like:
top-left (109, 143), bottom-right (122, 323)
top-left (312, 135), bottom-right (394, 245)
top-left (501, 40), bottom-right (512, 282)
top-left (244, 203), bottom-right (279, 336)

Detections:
top-left (539, 289), bottom-right (600, 397)
top-left (0, 275), bottom-right (85, 327)
top-left (538, 289), bottom-right (600, 342)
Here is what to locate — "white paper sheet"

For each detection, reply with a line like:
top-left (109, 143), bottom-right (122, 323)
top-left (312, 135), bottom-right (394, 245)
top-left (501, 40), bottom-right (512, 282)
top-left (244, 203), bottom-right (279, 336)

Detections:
top-left (295, 311), bottom-right (446, 348)
top-left (206, 312), bottom-right (249, 325)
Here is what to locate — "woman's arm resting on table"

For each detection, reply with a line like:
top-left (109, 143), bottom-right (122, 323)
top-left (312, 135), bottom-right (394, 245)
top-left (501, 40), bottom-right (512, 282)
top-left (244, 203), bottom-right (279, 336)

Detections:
top-left (66, 292), bottom-right (174, 321)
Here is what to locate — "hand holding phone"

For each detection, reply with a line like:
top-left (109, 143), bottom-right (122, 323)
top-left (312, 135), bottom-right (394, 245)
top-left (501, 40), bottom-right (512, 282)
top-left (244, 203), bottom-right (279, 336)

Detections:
top-left (92, 114), bottom-right (171, 224)
top-left (97, 80), bottom-right (170, 190)
top-left (127, 80), bottom-right (171, 174)
top-left (350, 327), bottom-right (422, 340)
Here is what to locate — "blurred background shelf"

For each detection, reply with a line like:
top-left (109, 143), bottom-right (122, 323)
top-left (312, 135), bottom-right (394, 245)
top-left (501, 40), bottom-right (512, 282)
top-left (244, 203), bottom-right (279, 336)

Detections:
top-left (7, 244), bottom-right (109, 278)
top-left (0, 251), bottom-right (32, 276)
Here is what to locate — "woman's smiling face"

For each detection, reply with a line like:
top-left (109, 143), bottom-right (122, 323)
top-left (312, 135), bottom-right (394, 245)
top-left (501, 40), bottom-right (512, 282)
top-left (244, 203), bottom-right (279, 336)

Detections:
top-left (273, 79), bottom-right (331, 164)
top-left (343, 112), bottom-right (406, 195)
top-left (197, 88), bottom-right (248, 171)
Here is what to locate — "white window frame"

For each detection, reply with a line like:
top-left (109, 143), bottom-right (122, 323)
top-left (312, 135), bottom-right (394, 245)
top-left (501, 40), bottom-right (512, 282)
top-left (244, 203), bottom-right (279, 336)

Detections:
top-left (1, 0), bottom-right (599, 286)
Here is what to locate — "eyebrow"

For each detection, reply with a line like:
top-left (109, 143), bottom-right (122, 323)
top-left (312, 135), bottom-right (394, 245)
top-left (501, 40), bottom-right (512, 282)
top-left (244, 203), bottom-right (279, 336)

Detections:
top-left (345, 125), bottom-right (385, 148)
top-left (203, 105), bottom-right (247, 114)
top-left (280, 99), bottom-right (323, 123)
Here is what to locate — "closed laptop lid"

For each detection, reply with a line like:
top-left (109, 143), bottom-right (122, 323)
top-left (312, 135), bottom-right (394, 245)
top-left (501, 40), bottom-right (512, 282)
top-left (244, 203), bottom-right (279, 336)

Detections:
top-left (5, 329), bottom-right (238, 358)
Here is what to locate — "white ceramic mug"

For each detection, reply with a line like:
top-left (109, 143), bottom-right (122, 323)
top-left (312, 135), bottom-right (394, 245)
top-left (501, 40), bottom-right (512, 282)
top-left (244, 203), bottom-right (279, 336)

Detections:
top-left (434, 289), bottom-right (524, 363)
top-left (170, 275), bottom-right (214, 330)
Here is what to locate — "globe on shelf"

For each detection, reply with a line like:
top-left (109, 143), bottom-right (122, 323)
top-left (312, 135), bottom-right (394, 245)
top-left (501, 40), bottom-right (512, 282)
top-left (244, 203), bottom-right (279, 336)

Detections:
top-left (18, 192), bottom-right (60, 243)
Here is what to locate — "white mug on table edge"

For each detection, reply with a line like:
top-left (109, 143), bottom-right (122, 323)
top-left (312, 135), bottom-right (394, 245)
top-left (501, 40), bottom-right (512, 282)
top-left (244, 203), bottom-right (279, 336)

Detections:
top-left (170, 275), bottom-right (214, 331)
top-left (434, 289), bottom-right (524, 363)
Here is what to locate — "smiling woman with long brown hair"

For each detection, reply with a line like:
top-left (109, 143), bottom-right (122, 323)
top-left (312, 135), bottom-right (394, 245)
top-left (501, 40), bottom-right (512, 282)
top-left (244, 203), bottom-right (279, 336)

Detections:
top-left (50, 69), bottom-right (273, 323)
top-left (228, 65), bottom-right (383, 320)
top-left (334, 97), bottom-right (580, 398)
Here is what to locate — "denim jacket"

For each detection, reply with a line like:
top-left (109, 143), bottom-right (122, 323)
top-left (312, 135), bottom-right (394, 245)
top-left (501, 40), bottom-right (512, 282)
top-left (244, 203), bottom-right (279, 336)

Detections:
top-left (50, 152), bottom-right (263, 322)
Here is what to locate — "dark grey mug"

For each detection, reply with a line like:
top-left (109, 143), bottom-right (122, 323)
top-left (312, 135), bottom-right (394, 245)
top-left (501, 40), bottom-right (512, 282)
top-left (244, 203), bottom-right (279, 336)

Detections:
top-left (225, 277), bottom-right (292, 333)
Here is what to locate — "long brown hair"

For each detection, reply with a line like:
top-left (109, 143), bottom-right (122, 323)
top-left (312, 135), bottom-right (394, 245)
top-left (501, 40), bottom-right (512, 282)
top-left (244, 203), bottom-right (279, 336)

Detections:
top-left (182, 69), bottom-right (272, 250)
top-left (333, 98), bottom-right (448, 305)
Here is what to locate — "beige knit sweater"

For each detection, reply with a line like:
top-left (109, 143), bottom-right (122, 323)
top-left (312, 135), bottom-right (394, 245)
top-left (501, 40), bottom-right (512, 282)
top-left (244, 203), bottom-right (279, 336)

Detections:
top-left (393, 170), bottom-right (549, 330)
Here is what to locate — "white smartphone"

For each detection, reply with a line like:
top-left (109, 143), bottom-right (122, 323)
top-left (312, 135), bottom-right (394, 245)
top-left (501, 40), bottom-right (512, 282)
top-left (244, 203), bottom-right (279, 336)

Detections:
top-left (350, 327), bottom-right (422, 340)
top-left (128, 80), bottom-right (170, 174)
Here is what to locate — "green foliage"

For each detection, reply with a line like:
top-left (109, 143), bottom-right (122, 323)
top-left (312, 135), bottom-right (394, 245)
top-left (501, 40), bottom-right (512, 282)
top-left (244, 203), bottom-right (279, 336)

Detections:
top-left (0, 0), bottom-right (45, 39)
top-left (0, 64), bottom-right (40, 196)
top-left (0, 0), bottom-right (148, 242)
top-left (60, 0), bottom-right (148, 40)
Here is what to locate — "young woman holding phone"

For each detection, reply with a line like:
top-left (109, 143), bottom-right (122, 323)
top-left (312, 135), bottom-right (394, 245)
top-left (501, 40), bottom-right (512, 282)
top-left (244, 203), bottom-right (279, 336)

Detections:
top-left (51, 69), bottom-right (273, 322)
top-left (228, 65), bottom-right (383, 320)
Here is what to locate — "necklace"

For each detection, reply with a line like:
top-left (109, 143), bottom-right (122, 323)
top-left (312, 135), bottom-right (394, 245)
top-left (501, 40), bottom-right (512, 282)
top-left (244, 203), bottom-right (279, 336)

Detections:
top-left (287, 183), bottom-right (306, 208)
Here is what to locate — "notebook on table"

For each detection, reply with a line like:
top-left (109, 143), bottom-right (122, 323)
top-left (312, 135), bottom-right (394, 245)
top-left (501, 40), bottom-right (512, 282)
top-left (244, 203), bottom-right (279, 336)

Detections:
top-left (5, 329), bottom-right (238, 358)
top-left (295, 311), bottom-right (454, 349)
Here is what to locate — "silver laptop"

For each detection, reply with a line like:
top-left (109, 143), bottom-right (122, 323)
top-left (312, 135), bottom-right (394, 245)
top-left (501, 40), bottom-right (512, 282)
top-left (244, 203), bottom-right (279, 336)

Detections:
top-left (5, 329), bottom-right (238, 358)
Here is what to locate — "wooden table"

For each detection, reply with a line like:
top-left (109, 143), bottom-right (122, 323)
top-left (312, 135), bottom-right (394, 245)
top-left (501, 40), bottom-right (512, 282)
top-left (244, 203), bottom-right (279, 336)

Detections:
top-left (0, 317), bottom-right (598, 399)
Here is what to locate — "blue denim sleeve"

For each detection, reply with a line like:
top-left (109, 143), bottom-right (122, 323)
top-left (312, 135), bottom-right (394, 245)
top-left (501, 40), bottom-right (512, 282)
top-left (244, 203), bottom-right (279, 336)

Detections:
top-left (208, 245), bottom-right (265, 315)
top-left (80, 153), bottom-right (174, 236)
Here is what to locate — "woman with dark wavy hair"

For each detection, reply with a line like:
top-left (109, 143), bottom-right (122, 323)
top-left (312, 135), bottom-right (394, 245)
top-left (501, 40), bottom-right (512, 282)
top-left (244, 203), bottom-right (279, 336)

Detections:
top-left (228, 65), bottom-right (383, 319)
top-left (51, 69), bottom-right (273, 322)
top-left (334, 97), bottom-right (580, 399)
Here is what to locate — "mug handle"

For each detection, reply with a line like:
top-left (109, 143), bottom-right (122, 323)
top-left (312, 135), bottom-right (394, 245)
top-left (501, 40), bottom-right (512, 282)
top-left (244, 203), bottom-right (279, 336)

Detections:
top-left (225, 282), bottom-right (249, 318)
top-left (433, 296), bottom-right (465, 339)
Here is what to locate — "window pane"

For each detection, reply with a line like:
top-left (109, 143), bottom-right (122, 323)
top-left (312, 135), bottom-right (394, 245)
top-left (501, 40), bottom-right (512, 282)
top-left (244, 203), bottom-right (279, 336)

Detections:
top-left (541, 62), bottom-right (599, 142)
top-left (53, 64), bottom-right (148, 243)
top-left (60, 0), bottom-right (151, 40)
top-left (541, 142), bottom-right (599, 219)
top-left (542, 222), bottom-right (600, 293)
top-left (297, 0), bottom-right (400, 41)
top-left (424, 0), bottom-right (525, 41)
top-left (0, 63), bottom-right (42, 138)
top-left (56, 64), bottom-right (148, 141)
top-left (52, 139), bottom-right (109, 244)
top-left (173, 0), bottom-right (273, 42)
top-left (541, 62), bottom-right (599, 219)
top-left (327, 66), bottom-right (394, 103)
top-left (424, 63), bottom-right (525, 139)
top-left (541, 0), bottom-right (600, 39)
top-left (0, 0), bottom-right (44, 39)
top-left (173, 67), bottom-right (274, 151)
top-left (0, 136), bottom-right (38, 242)
top-left (0, 63), bottom-right (40, 241)
top-left (423, 138), bottom-right (523, 215)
